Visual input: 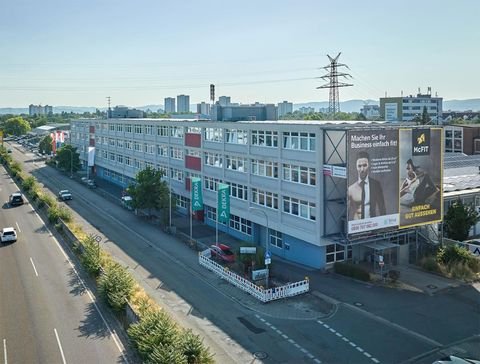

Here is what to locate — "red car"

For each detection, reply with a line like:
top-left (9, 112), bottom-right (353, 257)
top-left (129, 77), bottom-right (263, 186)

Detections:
top-left (210, 244), bottom-right (235, 263)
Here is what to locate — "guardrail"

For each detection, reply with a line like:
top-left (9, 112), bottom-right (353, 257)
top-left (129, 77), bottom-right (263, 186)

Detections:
top-left (198, 249), bottom-right (309, 303)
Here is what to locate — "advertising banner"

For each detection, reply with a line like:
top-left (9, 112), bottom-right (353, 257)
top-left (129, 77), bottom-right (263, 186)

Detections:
top-left (87, 146), bottom-right (95, 167)
top-left (191, 177), bottom-right (203, 211)
top-left (217, 183), bottom-right (230, 223)
top-left (398, 128), bottom-right (442, 228)
top-left (347, 127), bottom-right (443, 235)
top-left (347, 129), bottom-right (399, 234)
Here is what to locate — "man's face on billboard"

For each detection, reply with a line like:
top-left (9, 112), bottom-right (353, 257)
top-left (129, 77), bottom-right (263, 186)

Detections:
top-left (356, 157), bottom-right (369, 180)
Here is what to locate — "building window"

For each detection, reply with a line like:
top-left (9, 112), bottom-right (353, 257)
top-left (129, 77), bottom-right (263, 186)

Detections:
top-left (145, 125), bottom-right (153, 135)
top-left (226, 155), bottom-right (247, 172)
top-left (283, 164), bottom-right (316, 185)
top-left (125, 124), bottom-right (132, 133)
top-left (134, 124), bottom-right (142, 134)
top-left (134, 142), bottom-right (142, 152)
top-left (283, 132), bottom-right (316, 151)
top-left (116, 124), bottom-right (123, 132)
top-left (156, 164), bottom-right (168, 176)
top-left (251, 159), bottom-right (278, 178)
top-left (109, 123), bottom-right (115, 131)
top-left (204, 128), bottom-right (223, 142)
top-left (270, 230), bottom-right (283, 249)
top-left (146, 144), bottom-right (155, 154)
top-left (108, 138), bottom-right (115, 146)
top-left (204, 152), bottom-right (223, 167)
top-left (116, 154), bottom-right (123, 164)
top-left (125, 156), bottom-right (131, 166)
top-left (230, 214), bottom-right (252, 235)
top-left (225, 129), bottom-right (248, 144)
top-left (157, 126), bottom-right (168, 136)
top-left (170, 147), bottom-right (184, 160)
top-left (205, 206), bottom-right (226, 226)
top-left (326, 244), bottom-right (352, 263)
top-left (228, 182), bottom-right (248, 201)
top-left (157, 144), bottom-right (168, 156)
top-left (251, 130), bottom-right (278, 147)
top-left (171, 126), bottom-right (184, 138)
top-left (187, 149), bottom-right (201, 157)
top-left (134, 158), bottom-right (144, 170)
top-left (252, 188), bottom-right (278, 209)
top-left (283, 196), bottom-right (316, 220)
top-left (116, 139), bottom-right (124, 148)
top-left (186, 126), bottom-right (201, 133)
top-left (175, 194), bottom-right (188, 209)
top-left (171, 168), bottom-right (184, 182)
top-left (204, 176), bottom-right (221, 191)
top-left (125, 141), bottom-right (132, 150)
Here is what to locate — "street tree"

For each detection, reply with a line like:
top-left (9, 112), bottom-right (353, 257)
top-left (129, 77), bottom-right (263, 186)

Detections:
top-left (39, 135), bottom-right (53, 155)
top-left (127, 166), bottom-right (170, 217)
top-left (444, 199), bottom-right (480, 241)
top-left (55, 145), bottom-right (81, 173)
top-left (3, 116), bottom-right (31, 136)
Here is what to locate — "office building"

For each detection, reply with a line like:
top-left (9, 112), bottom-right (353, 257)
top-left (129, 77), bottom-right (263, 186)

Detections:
top-left (211, 103), bottom-right (277, 121)
top-left (298, 107), bottom-right (315, 114)
top-left (277, 101), bottom-right (293, 117)
top-left (109, 106), bottom-right (144, 118)
top-left (218, 96), bottom-right (231, 107)
top-left (164, 97), bottom-right (176, 113)
top-left (70, 118), bottom-right (443, 269)
top-left (197, 102), bottom-right (211, 116)
top-left (360, 105), bottom-right (380, 120)
top-left (380, 91), bottom-right (443, 123)
top-left (177, 95), bottom-right (190, 113)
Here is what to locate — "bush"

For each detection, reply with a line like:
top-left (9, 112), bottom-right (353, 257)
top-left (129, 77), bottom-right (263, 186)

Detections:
top-left (437, 244), bottom-right (472, 265)
top-left (80, 235), bottom-right (101, 276)
top-left (48, 206), bottom-right (61, 223)
top-left (22, 176), bottom-right (37, 192)
top-left (448, 261), bottom-right (476, 280)
top-left (98, 262), bottom-right (135, 311)
top-left (421, 256), bottom-right (441, 273)
top-left (334, 262), bottom-right (370, 281)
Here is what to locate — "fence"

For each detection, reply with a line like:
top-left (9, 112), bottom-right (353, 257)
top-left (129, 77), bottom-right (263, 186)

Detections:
top-left (198, 249), bottom-right (309, 303)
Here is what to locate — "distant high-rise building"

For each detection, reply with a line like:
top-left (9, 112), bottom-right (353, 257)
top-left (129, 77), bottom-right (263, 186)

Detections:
top-left (360, 105), bottom-right (380, 120)
top-left (277, 101), bottom-right (293, 117)
top-left (298, 106), bottom-right (315, 114)
top-left (177, 94), bottom-right (190, 113)
top-left (164, 97), bottom-right (176, 113)
top-left (197, 102), bottom-right (211, 115)
top-left (218, 96), bottom-right (231, 107)
top-left (29, 104), bottom-right (53, 116)
top-left (380, 89), bottom-right (443, 123)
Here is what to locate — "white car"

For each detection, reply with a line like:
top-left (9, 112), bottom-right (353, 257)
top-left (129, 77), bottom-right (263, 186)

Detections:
top-left (58, 190), bottom-right (73, 201)
top-left (1, 227), bottom-right (17, 243)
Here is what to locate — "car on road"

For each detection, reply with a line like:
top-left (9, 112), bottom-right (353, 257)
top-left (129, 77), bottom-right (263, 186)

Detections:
top-left (210, 244), bottom-right (235, 263)
top-left (9, 192), bottom-right (24, 206)
top-left (433, 355), bottom-right (480, 364)
top-left (87, 179), bottom-right (97, 189)
top-left (58, 190), bottom-right (73, 201)
top-left (1, 227), bottom-right (17, 243)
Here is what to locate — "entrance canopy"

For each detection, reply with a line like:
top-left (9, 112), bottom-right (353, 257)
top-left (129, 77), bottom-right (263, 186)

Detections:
top-left (364, 241), bottom-right (398, 251)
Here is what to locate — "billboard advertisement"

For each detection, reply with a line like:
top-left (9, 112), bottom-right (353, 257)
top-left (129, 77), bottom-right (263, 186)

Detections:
top-left (347, 127), bottom-right (442, 235)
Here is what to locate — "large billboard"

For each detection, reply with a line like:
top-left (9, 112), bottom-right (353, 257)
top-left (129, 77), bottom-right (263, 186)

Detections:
top-left (347, 128), bottom-right (442, 235)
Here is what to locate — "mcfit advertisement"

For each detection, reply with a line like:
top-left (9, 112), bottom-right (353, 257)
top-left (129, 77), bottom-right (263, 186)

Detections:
top-left (346, 127), bottom-right (442, 235)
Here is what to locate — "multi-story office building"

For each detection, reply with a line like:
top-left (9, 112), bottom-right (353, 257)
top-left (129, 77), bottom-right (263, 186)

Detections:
top-left (71, 118), bottom-right (443, 269)
top-left (298, 106), bottom-right (315, 114)
top-left (211, 103), bottom-right (277, 121)
top-left (197, 102), bottom-right (211, 116)
top-left (360, 105), bottom-right (380, 120)
top-left (164, 97), bottom-right (176, 113)
top-left (380, 92), bottom-right (443, 123)
top-left (277, 101), bottom-right (293, 117)
top-left (109, 106), bottom-right (144, 118)
top-left (177, 95), bottom-right (190, 113)
top-left (29, 104), bottom-right (53, 116)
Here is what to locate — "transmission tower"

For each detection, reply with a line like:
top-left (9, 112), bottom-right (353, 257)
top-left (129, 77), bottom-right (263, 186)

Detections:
top-left (317, 53), bottom-right (353, 115)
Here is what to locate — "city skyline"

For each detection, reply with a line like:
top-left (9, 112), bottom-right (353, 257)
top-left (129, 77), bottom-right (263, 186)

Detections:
top-left (1, 0), bottom-right (479, 108)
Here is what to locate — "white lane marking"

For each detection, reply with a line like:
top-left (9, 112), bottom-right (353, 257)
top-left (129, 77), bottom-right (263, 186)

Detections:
top-left (349, 342), bottom-right (357, 347)
top-left (15, 222), bottom-right (21, 233)
top-left (372, 358), bottom-right (380, 363)
top-left (356, 346), bottom-right (364, 353)
top-left (314, 359), bottom-right (322, 364)
top-left (30, 257), bottom-right (39, 277)
top-left (46, 224), bottom-right (128, 362)
top-left (54, 329), bottom-right (66, 364)
top-left (3, 339), bottom-right (7, 364)
top-left (364, 352), bottom-right (372, 358)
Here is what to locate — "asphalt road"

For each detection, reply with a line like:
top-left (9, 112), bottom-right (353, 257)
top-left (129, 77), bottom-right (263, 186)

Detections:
top-left (7, 141), bottom-right (480, 364)
top-left (0, 165), bottom-right (128, 363)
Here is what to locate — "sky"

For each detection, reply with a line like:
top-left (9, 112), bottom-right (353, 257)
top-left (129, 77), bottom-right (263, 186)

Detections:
top-left (1, 0), bottom-right (479, 108)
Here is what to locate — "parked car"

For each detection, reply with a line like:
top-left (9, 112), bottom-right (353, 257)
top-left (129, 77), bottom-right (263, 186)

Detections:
top-left (121, 195), bottom-right (133, 210)
top-left (1, 227), bottom-right (17, 243)
top-left (9, 192), bottom-right (24, 206)
top-left (87, 180), bottom-right (97, 189)
top-left (210, 244), bottom-right (235, 263)
top-left (433, 355), bottom-right (480, 364)
top-left (58, 190), bottom-right (73, 201)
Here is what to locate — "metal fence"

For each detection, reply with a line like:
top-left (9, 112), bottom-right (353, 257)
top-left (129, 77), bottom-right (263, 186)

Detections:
top-left (198, 249), bottom-right (309, 303)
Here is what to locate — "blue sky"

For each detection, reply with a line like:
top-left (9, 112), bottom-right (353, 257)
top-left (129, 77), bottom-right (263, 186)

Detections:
top-left (1, 0), bottom-right (479, 108)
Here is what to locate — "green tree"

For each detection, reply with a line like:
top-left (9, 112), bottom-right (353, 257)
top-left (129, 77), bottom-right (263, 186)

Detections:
top-left (421, 106), bottom-right (431, 125)
top-left (127, 167), bottom-right (170, 217)
top-left (444, 199), bottom-right (480, 241)
top-left (3, 116), bottom-right (31, 135)
top-left (39, 135), bottom-right (53, 155)
top-left (55, 145), bottom-right (81, 173)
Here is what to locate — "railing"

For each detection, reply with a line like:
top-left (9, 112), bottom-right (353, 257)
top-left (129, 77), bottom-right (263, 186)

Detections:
top-left (199, 249), bottom-right (309, 303)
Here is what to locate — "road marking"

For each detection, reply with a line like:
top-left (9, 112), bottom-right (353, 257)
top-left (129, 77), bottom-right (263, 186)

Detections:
top-left (15, 222), bottom-right (21, 233)
top-left (30, 257), bottom-right (39, 277)
top-left (3, 339), bottom-right (7, 364)
top-left (54, 329), bottom-right (66, 364)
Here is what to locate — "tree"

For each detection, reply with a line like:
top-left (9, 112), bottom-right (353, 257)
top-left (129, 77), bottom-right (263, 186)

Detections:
top-left (39, 135), bottom-right (53, 155)
top-left (421, 106), bottom-right (431, 125)
top-left (444, 199), bottom-right (480, 241)
top-left (3, 116), bottom-right (31, 135)
top-left (127, 167), bottom-right (170, 217)
top-left (55, 145), bottom-right (81, 173)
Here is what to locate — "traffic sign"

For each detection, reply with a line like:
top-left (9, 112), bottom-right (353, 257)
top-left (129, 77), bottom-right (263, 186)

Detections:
top-left (265, 251), bottom-right (271, 259)
top-left (379, 261), bottom-right (384, 267)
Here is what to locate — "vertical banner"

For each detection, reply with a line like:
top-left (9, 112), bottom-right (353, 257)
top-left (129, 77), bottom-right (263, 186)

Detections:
top-left (217, 183), bottom-right (230, 223)
top-left (87, 146), bottom-right (95, 167)
top-left (347, 129), bottom-right (399, 234)
top-left (399, 128), bottom-right (442, 228)
top-left (191, 177), bottom-right (203, 211)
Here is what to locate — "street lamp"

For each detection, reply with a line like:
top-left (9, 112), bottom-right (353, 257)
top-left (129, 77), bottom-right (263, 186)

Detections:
top-left (249, 207), bottom-right (270, 288)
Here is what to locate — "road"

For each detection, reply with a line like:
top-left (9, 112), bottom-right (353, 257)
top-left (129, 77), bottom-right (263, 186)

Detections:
top-left (7, 141), bottom-right (480, 364)
top-left (0, 163), bottom-right (129, 363)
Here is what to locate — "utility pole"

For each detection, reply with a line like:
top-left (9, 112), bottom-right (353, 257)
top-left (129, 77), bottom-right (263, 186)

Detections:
top-left (317, 53), bottom-right (353, 117)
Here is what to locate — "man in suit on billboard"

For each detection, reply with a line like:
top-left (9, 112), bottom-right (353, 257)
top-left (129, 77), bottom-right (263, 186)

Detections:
top-left (348, 151), bottom-right (386, 220)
